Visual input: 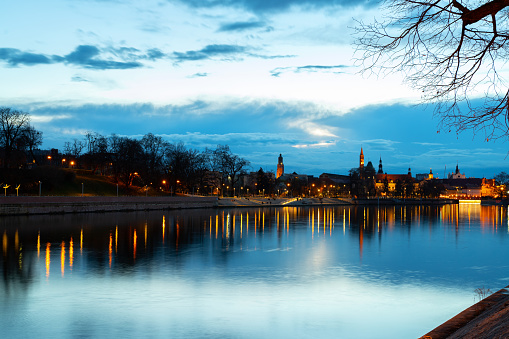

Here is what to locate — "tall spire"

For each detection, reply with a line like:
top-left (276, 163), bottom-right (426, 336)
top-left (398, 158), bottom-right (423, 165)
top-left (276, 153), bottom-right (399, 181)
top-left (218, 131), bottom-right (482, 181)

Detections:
top-left (360, 148), bottom-right (364, 170)
top-left (378, 156), bottom-right (383, 174)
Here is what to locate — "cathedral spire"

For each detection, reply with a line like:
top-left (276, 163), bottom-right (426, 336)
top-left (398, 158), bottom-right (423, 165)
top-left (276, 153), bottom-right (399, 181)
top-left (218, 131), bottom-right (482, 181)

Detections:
top-left (378, 156), bottom-right (383, 174)
top-left (360, 148), bottom-right (364, 170)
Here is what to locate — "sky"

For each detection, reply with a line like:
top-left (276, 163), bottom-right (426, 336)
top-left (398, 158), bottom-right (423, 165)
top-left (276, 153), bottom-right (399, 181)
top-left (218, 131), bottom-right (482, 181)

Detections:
top-left (1, 0), bottom-right (508, 179)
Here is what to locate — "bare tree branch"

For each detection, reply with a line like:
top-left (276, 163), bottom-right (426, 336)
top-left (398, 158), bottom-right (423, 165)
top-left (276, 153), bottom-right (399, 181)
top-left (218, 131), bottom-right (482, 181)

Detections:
top-left (354, 0), bottom-right (509, 140)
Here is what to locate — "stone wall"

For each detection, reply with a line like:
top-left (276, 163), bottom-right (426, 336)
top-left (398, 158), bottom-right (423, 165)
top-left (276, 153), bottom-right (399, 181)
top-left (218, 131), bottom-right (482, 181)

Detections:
top-left (0, 196), bottom-right (218, 216)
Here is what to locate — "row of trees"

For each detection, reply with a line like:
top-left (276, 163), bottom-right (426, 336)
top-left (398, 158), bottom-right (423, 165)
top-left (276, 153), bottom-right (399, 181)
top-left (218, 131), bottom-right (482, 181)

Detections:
top-left (61, 131), bottom-right (250, 194)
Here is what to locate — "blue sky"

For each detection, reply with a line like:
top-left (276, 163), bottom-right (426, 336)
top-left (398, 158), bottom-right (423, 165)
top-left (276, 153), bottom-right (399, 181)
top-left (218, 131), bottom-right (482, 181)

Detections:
top-left (1, 0), bottom-right (507, 178)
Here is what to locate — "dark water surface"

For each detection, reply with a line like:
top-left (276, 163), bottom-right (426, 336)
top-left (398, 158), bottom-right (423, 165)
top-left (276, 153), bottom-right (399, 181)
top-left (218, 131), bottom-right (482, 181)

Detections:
top-left (1, 204), bottom-right (508, 338)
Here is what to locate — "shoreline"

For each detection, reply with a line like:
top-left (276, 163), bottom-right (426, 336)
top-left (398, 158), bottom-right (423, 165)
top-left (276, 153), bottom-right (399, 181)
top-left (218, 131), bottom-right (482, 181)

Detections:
top-left (0, 196), bottom-right (503, 216)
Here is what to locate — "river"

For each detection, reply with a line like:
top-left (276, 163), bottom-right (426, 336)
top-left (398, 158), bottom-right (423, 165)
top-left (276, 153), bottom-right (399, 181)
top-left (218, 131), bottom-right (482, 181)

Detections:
top-left (1, 204), bottom-right (508, 338)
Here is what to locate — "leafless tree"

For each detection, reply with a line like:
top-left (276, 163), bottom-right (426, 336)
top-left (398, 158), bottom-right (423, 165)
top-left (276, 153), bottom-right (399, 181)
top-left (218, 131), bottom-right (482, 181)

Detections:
top-left (141, 133), bottom-right (168, 183)
top-left (18, 125), bottom-right (43, 165)
top-left (354, 0), bottom-right (509, 140)
top-left (63, 138), bottom-right (86, 159)
top-left (0, 107), bottom-right (30, 168)
top-left (208, 145), bottom-right (250, 195)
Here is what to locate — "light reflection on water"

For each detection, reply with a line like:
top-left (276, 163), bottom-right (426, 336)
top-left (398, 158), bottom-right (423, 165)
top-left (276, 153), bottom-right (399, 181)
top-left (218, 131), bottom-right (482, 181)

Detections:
top-left (1, 204), bottom-right (509, 338)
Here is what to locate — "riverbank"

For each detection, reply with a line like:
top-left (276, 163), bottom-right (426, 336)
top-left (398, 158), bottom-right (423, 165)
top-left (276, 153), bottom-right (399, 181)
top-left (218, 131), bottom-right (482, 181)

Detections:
top-left (0, 195), bottom-right (495, 216)
top-left (0, 196), bottom-right (218, 215)
top-left (422, 285), bottom-right (509, 338)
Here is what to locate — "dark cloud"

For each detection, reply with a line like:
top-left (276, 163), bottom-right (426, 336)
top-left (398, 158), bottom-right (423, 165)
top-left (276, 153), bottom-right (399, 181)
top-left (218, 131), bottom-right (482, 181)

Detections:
top-left (270, 64), bottom-right (349, 77)
top-left (0, 44), bottom-right (168, 70)
top-left (172, 44), bottom-right (247, 62)
top-left (64, 45), bottom-right (142, 69)
top-left (0, 48), bottom-right (54, 66)
top-left (145, 48), bottom-right (166, 61)
top-left (218, 21), bottom-right (267, 32)
top-left (178, 0), bottom-right (373, 13)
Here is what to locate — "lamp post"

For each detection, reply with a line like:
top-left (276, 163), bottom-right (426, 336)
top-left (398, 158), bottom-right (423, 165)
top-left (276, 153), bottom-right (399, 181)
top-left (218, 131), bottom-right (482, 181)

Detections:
top-left (39, 181), bottom-right (41, 197)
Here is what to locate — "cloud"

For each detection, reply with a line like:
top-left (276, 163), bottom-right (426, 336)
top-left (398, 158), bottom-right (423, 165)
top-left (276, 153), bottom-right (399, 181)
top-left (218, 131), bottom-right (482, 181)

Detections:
top-left (179, 0), bottom-right (373, 14)
top-left (218, 21), bottom-right (268, 32)
top-left (31, 114), bottom-right (72, 123)
top-left (412, 142), bottom-right (444, 146)
top-left (0, 48), bottom-right (54, 66)
top-left (64, 45), bottom-right (143, 70)
top-left (0, 45), bottom-right (166, 70)
top-left (293, 141), bottom-right (336, 148)
top-left (71, 75), bottom-right (90, 82)
top-left (188, 72), bottom-right (209, 78)
top-left (271, 64), bottom-right (349, 77)
top-left (172, 44), bottom-right (248, 62)
top-left (287, 119), bottom-right (339, 138)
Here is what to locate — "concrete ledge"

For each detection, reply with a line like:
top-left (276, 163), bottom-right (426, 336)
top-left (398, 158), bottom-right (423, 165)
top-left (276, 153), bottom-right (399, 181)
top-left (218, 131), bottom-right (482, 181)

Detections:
top-left (422, 285), bottom-right (509, 339)
top-left (0, 196), bottom-right (218, 215)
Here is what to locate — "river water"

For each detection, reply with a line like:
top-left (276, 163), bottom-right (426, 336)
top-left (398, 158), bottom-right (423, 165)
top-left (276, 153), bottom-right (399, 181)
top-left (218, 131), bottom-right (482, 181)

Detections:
top-left (1, 204), bottom-right (508, 338)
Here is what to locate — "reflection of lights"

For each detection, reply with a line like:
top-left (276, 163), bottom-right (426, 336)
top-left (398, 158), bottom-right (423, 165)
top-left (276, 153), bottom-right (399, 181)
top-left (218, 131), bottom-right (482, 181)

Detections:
top-left (109, 233), bottom-right (113, 268)
top-left (14, 230), bottom-right (19, 252)
top-left (3, 231), bottom-right (7, 256)
top-left (61, 241), bottom-right (65, 277)
top-left (133, 229), bottom-right (137, 259)
top-left (45, 242), bottom-right (51, 279)
top-left (69, 237), bottom-right (74, 270)
top-left (37, 231), bottom-right (40, 258)
top-left (80, 228), bottom-right (83, 254)
top-left (162, 216), bottom-right (165, 243)
top-left (176, 222), bottom-right (180, 249)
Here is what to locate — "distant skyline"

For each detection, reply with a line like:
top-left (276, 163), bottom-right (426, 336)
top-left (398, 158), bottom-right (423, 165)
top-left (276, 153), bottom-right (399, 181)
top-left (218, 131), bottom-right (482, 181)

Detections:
top-left (1, 0), bottom-right (507, 178)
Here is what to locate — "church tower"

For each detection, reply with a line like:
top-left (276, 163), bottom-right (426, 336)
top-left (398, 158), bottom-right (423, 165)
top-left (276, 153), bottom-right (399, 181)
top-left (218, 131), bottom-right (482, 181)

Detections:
top-left (277, 154), bottom-right (284, 179)
top-left (378, 157), bottom-right (383, 174)
top-left (360, 148), bottom-right (364, 170)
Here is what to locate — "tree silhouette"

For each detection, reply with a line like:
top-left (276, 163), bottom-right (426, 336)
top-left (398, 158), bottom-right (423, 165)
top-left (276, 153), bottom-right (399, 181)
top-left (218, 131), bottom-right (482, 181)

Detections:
top-left (0, 107), bottom-right (30, 168)
top-left (355, 0), bottom-right (509, 140)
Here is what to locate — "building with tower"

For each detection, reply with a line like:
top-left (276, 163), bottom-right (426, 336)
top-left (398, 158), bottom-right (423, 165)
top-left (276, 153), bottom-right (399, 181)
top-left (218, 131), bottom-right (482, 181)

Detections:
top-left (448, 163), bottom-right (466, 179)
top-left (276, 154), bottom-right (284, 179)
top-left (360, 148), bottom-right (364, 170)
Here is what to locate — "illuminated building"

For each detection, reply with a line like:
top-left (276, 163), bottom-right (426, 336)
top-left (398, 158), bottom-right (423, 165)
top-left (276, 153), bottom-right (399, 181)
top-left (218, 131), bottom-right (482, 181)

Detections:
top-left (360, 148), bottom-right (364, 170)
top-left (277, 154), bottom-right (284, 179)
